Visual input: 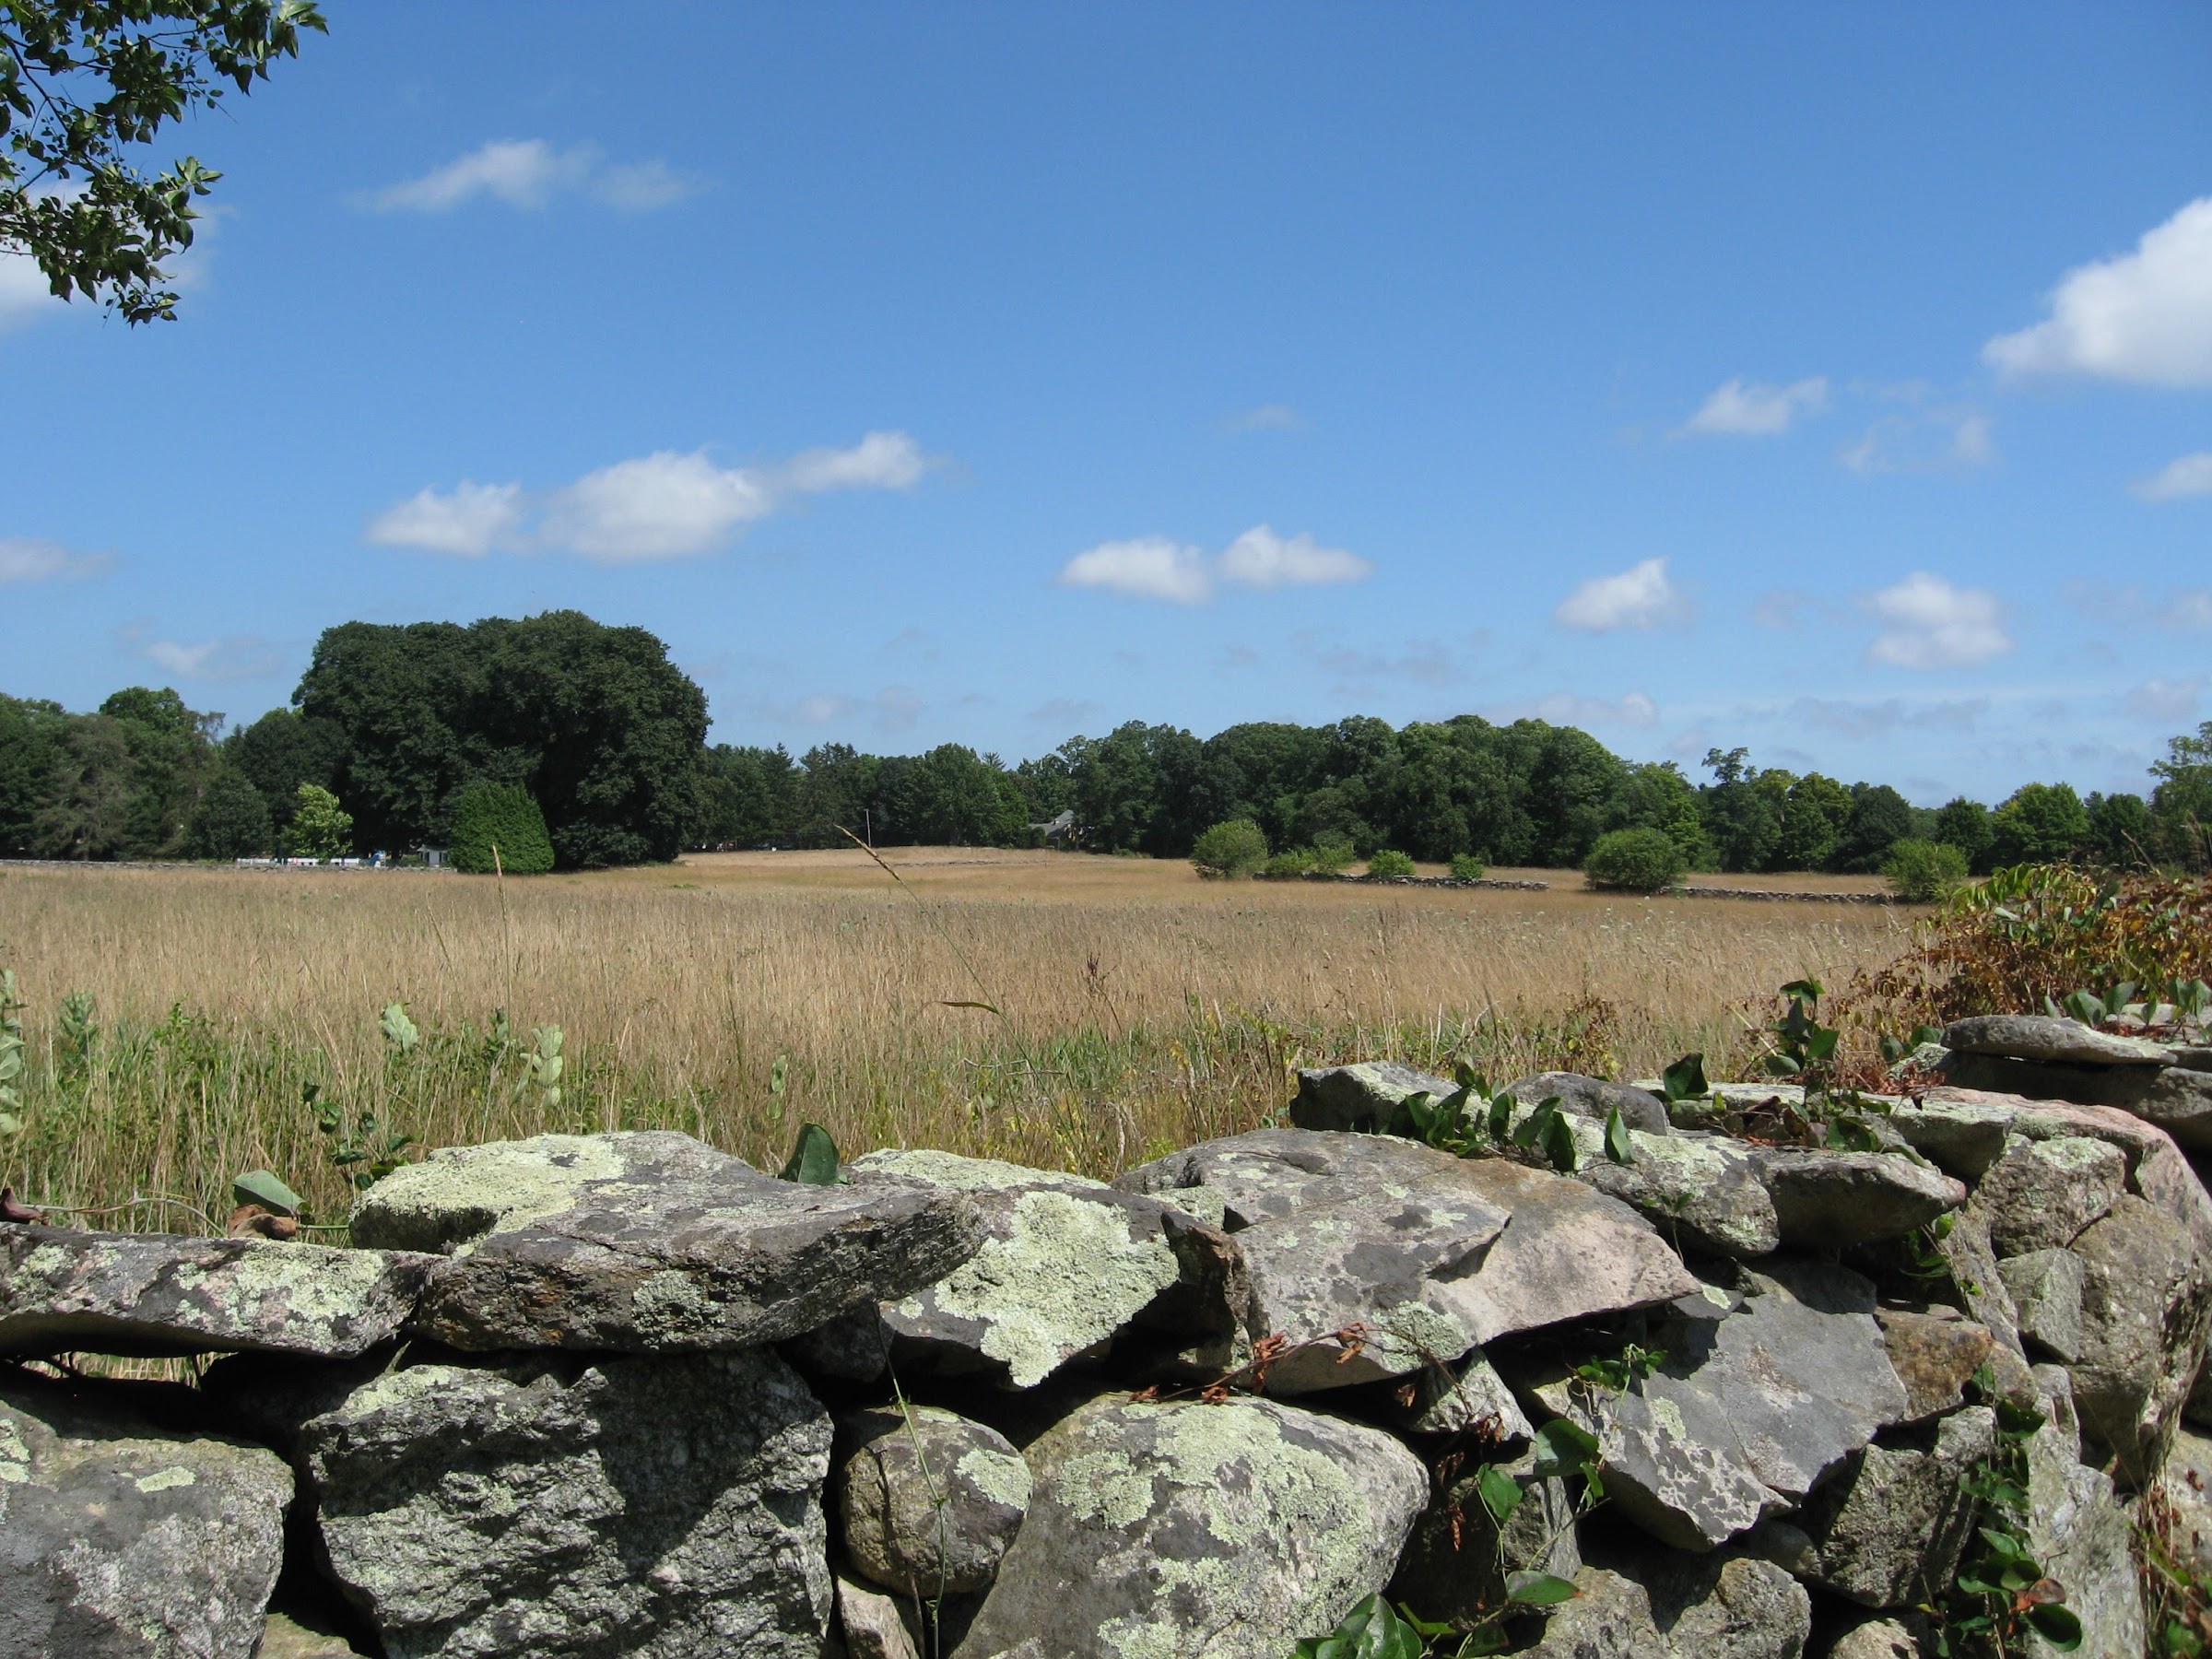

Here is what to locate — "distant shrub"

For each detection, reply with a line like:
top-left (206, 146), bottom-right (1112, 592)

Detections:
top-left (1448, 853), bottom-right (1487, 881)
top-left (1364, 849), bottom-right (1417, 879)
top-left (1584, 828), bottom-right (1684, 892)
top-left (1884, 838), bottom-right (1969, 903)
top-left (1191, 818), bottom-right (1269, 879)
top-left (452, 782), bottom-right (555, 875)
top-left (285, 783), bottom-right (353, 861)
top-left (1265, 848), bottom-right (1316, 877)
top-left (1311, 832), bottom-right (1358, 875)
top-left (190, 773), bottom-right (273, 860)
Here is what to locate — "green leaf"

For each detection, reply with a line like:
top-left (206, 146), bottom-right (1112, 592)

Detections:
top-left (1506, 1571), bottom-right (1581, 1606)
top-left (232, 1169), bottom-right (303, 1216)
top-left (1475, 1462), bottom-right (1525, 1523)
top-left (379, 1001), bottom-right (419, 1055)
top-left (778, 1122), bottom-right (841, 1184)
top-left (1761, 1052), bottom-right (1801, 1078)
top-left (1532, 1417), bottom-right (1600, 1477)
top-left (2023, 1604), bottom-right (2081, 1649)
top-left (1780, 977), bottom-right (1823, 1002)
top-left (1604, 1104), bottom-right (1635, 1164)
top-left (1486, 1090), bottom-right (1516, 1139)
top-left (1541, 1109), bottom-right (1580, 1173)
top-left (1660, 1052), bottom-right (1707, 1102)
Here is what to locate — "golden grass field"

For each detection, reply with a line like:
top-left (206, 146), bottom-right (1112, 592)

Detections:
top-left (0, 849), bottom-right (1914, 1231)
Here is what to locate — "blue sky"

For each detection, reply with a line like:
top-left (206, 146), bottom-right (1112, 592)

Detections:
top-left (4, 3), bottom-right (2209, 805)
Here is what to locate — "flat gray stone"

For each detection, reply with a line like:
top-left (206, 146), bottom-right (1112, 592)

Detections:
top-left (1392, 1348), bottom-right (1535, 1439)
top-left (954, 1394), bottom-right (1427, 1659)
top-left (1571, 1123), bottom-right (1782, 1259)
top-left (0, 1372), bottom-right (292, 1659)
top-left (1875, 1304), bottom-right (1993, 1422)
top-left (287, 1347), bottom-right (834, 1659)
top-left (1288, 1061), bottom-right (1456, 1134)
top-left (1969, 1135), bottom-right (2126, 1255)
top-left (1885, 1100), bottom-right (2014, 1180)
top-left (2000, 1249), bottom-right (2087, 1364)
top-left (0, 1226), bottom-right (436, 1359)
top-left (1116, 1129), bottom-right (1696, 1393)
top-left (1634, 1550), bottom-right (1811, 1659)
top-left (837, 1404), bottom-right (1030, 1596)
top-left (2069, 1193), bottom-right (2212, 1480)
top-left (1748, 1148), bottom-right (1964, 1247)
top-left (1752, 1406), bottom-right (1994, 1609)
top-left (1945, 1014), bottom-right (2172, 1066)
top-left (835, 1576), bottom-right (921, 1659)
top-left (1524, 1568), bottom-right (1667, 1659)
top-left (349, 1131), bottom-right (985, 1353)
top-left (1505, 1072), bottom-right (1671, 1135)
top-left (1389, 1442), bottom-right (1579, 1625)
top-left (1936, 1053), bottom-right (2212, 1149)
top-left (848, 1150), bottom-right (1250, 1389)
top-left (2023, 1412), bottom-right (2145, 1659)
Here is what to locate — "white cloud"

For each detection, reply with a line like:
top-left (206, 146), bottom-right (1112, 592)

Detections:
top-left (1786, 696), bottom-right (1989, 739)
top-left (366, 139), bottom-right (701, 214)
top-left (2125, 677), bottom-right (2203, 724)
top-left (1680, 376), bottom-right (1829, 437)
top-left (1058, 524), bottom-right (1371, 604)
top-left (1841, 408), bottom-right (1997, 474)
top-left (2133, 452), bottom-right (2212, 501)
top-left (0, 249), bottom-right (64, 331)
top-left (120, 628), bottom-right (282, 683)
top-left (365, 481), bottom-right (525, 556)
top-left (1554, 557), bottom-right (1689, 631)
top-left (367, 432), bottom-right (924, 563)
top-left (1225, 403), bottom-right (1304, 433)
top-left (1984, 197), bottom-right (2212, 386)
top-left (0, 536), bottom-right (108, 584)
top-left (1217, 525), bottom-right (1372, 589)
top-left (1864, 572), bottom-right (2012, 669)
top-left (1486, 690), bottom-right (1659, 729)
top-left (1058, 535), bottom-right (1212, 604)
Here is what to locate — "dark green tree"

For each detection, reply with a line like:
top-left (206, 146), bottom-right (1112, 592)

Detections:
top-left (898, 745), bottom-right (1028, 846)
top-left (226, 707), bottom-right (344, 835)
top-left (1698, 748), bottom-right (1787, 873)
top-left (3, 1), bottom-right (325, 324)
top-left (1932, 796), bottom-right (1994, 874)
top-left (450, 781), bottom-right (554, 874)
top-left (0, 694), bottom-right (66, 856)
top-left (98, 685), bottom-right (219, 854)
top-left (2083, 792), bottom-right (2153, 869)
top-left (698, 744), bottom-right (797, 847)
top-left (1834, 783), bottom-right (1914, 873)
top-left (2151, 723), bottom-right (2212, 872)
top-left (30, 716), bottom-right (137, 859)
top-left (1989, 782), bottom-right (2090, 867)
top-left (187, 771), bottom-right (271, 858)
top-left (1774, 773), bottom-right (1851, 873)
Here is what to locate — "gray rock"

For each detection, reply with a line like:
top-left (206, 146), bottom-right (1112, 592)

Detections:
top-left (1635, 1551), bottom-right (1810, 1659)
top-left (2000, 1250), bottom-right (2087, 1363)
top-left (2069, 1193), bottom-right (2212, 1480)
top-left (1886, 1100), bottom-right (2014, 1180)
top-left (2155, 1426), bottom-right (2212, 1576)
top-left (1389, 1444), bottom-right (1580, 1624)
top-left (1874, 1304), bottom-right (1994, 1422)
top-left (1393, 1348), bottom-right (1535, 1439)
top-left (1747, 1149), bottom-right (1964, 1248)
top-left (1116, 1129), bottom-right (1696, 1394)
top-left (1574, 1125), bottom-right (1782, 1260)
top-left (1944, 1014), bottom-right (2171, 1066)
top-left (2022, 1415), bottom-right (2145, 1659)
top-left (1827, 1618), bottom-right (1926, 1659)
top-left (0, 1225), bottom-right (435, 1359)
top-left (1934, 1210), bottom-right (2028, 1361)
top-left (290, 1347), bottom-right (834, 1659)
top-left (2173, 1046), bottom-right (2212, 1073)
top-left (1288, 1061), bottom-right (1456, 1134)
top-left (781, 1303), bottom-right (892, 1382)
top-left (1523, 1568), bottom-right (1667, 1659)
top-left (1753, 1406), bottom-right (1994, 1608)
top-left (838, 1404), bottom-right (1030, 1596)
top-left (349, 1130), bottom-right (984, 1354)
top-left (0, 1371), bottom-right (292, 1659)
top-left (1969, 1135), bottom-right (2126, 1255)
top-left (1505, 1073), bottom-right (1672, 1135)
top-left (848, 1149), bottom-right (1249, 1389)
top-left (1936, 1053), bottom-right (2212, 1149)
top-left (835, 1576), bottom-right (921, 1659)
top-left (954, 1394), bottom-right (1427, 1659)
top-left (1536, 1372), bottom-right (1783, 1552)
top-left (255, 1610), bottom-right (369, 1659)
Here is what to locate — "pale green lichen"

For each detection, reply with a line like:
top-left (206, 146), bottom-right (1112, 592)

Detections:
top-left (134, 1465), bottom-right (196, 1493)
top-left (1148, 1184), bottom-right (1230, 1230)
top-left (0, 1416), bottom-right (29, 1483)
top-left (351, 1134), bottom-right (627, 1252)
top-left (854, 1147), bottom-right (1106, 1194)
top-left (167, 1242), bottom-right (397, 1334)
top-left (958, 1443), bottom-right (1032, 1511)
top-left (630, 1270), bottom-right (712, 1332)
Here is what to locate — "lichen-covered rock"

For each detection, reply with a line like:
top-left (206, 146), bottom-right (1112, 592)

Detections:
top-left (1505, 1072), bottom-right (1672, 1135)
top-left (1943, 1015), bottom-right (2171, 1066)
top-left (2154, 1426), bottom-right (2212, 1576)
top-left (838, 1404), bottom-right (1030, 1596)
top-left (1747, 1149), bottom-right (1964, 1248)
top-left (1288, 1061), bottom-right (1456, 1134)
top-left (1753, 1406), bottom-right (1994, 1608)
top-left (1523, 1568), bottom-right (1667, 1659)
top-left (835, 1576), bottom-right (921, 1659)
top-left (1935, 1053), bottom-right (2212, 1149)
top-left (1632, 1551), bottom-right (1810, 1659)
top-left (1392, 1349), bottom-right (1535, 1439)
top-left (1934, 1209), bottom-right (2028, 1358)
top-left (349, 1131), bottom-right (984, 1353)
top-left (954, 1394), bottom-right (1426, 1659)
top-left (1115, 1129), bottom-right (1695, 1394)
top-left (0, 1225), bottom-right (434, 1359)
top-left (0, 1371), bottom-right (292, 1659)
top-left (289, 1348), bottom-right (834, 1658)
top-left (1572, 1124), bottom-right (1782, 1259)
top-left (1875, 1304), bottom-right (1994, 1422)
top-left (848, 1149), bottom-right (1250, 1389)
top-left (2068, 1193), bottom-right (2212, 1479)
top-left (1969, 1135), bottom-right (2126, 1255)
top-left (2000, 1249), bottom-right (2086, 1364)
top-left (1827, 1618), bottom-right (1926, 1659)
top-left (2022, 1412), bottom-right (2145, 1659)
top-left (1389, 1444), bottom-right (1579, 1624)
top-left (1886, 1100), bottom-right (2014, 1181)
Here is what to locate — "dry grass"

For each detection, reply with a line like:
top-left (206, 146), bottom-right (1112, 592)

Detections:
top-left (0, 850), bottom-right (1917, 1230)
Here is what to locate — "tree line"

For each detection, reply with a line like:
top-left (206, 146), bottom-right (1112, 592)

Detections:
top-left (2, 610), bottom-right (2206, 874)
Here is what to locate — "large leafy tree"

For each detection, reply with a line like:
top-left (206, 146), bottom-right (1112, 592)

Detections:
top-left (2151, 722), bottom-right (2212, 872)
top-left (3, 1), bottom-right (324, 323)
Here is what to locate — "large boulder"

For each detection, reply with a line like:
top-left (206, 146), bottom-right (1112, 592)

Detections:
top-left (0, 1371), bottom-right (292, 1659)
top-left (2067, 1193), bottom-right (2212, 1480)
top-left (1522, 1568), bottom-right (1667, 1659)
top-left (846, 1150), bottom-right (1250, 1388)
top-left (1630, 1550), bottom-right (1810, 1659)
top-left (1115, 1129), bottom-right (1696, 1394)
top-left (1943, 1015), bottom-right (2171, 1067)
top-left (954, 1394), bottom-right (1426, 1659)
top-left (1935, 1052), bottom-right (2212, 1149)
top-left (1504, 1073), bottom-right (1672, 1135)
top-left (2022, 1406), bottom-right (2145, 1659)
top-left (0, 1226), bottom-right (434, 1359)
top-left (1288, 1062), bottom-right (1455, 1134)
top-left (282, 1348), bottom-right (835, 1658)
top-left (837, 1404), bottom-right (1030, 1596)
top-left (1999, 1250), bottom-right (2087, 1364)
top-left (1967, 1135), bottom-right (2126, 1256)
top-left (348, 1131), bottom-right (984, 1353)
top-left (1746, 1149), bottom-right (1964, 1248)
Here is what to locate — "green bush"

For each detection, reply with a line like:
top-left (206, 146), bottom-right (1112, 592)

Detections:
top-left (285, 783), bottom-right (353, 860)
top-left (1265, 848), bottom-right (1315, 877)
top-left (189, 773), bottom-right (273, 859)
top-left (1448, 853), bottom-right (1487, 881)
top-left (1364, 849), bottom-right (1417, 879)
top-left (451, 782), bottom-right (556, 875)
top-left (1190, 818), bottom-right (1268, 878)
top-left (1583, 827), bottom-right (1685, 892)
top-left (1883, 838), bottom-right (1970, 903)
top-left (1310, 831), bottom-right (1357, 875)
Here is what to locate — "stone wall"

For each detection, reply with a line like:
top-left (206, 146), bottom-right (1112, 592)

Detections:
top-left (5, 1013), bottom-right (2210, 1657)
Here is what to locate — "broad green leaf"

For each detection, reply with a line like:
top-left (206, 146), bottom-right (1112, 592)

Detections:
top-left (1604, 1104), bottom-right (1634, 1164)
top-left (1486, 1091), bottom-right (1516, 1139)
top-left (1532, 1417), bottom-right (1600, 1477)
top-left (1541, 1110), bottom-right (1580, 1173)
top-left (1475, 1462), bottom-right (1524, 1523)
top-left (1780, 977), bottom-right (1823, 1002)
top-left (379, 1001), bottom-right (420, 1055)
top-left (2021, 1605), bottom-right (2080, 1651)
top-left (1506, 1571), bottom-right (1581, 1606)
top-left (1660, 1052), bottom-right (1707, 1102)
top-left (779, 1122), bottom-right (841, 1184)
top-left (233, 1169), bottom-right (303, 1216)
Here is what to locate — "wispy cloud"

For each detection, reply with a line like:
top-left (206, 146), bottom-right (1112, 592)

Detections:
top-left (1841, 407), bottom-right (1996, 474)
top-left (1058, 524), bottom-right (1371, 604)
top-left (1486, 690), bottom-right (1659, 729)
top-left (0, 249), bottom-right (63, 331)
top-left (1554, 557), bottom-right (1690, 631)
top-left (1863, 572), bottom-right (2011, 669)
top-left (365, 432), bottom-right (927, 562)
top-left (1224, 403), bottom-right (1305, 433)
top-left (1679, 376), bottom-right (1829, 437)
top-left (2124, 677), bottom-right (2203, 724)
top-left (364, 138), bottom-right (702, 214)
top-left (0, 536), bottom-right (110, 584)
top-left (2067, 582), bottom-right (2212, 632)
top-left (1786, 696), bottom-right (1990, 739)
top-left (1983, 196), bottom-right (2212, 387)
top-left (1028, 698), bottom-right (1100, 727)
top-left (116, 623), bottom-right (283, 683)
top-left (2132, 452), bottom-right (2212, 501)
